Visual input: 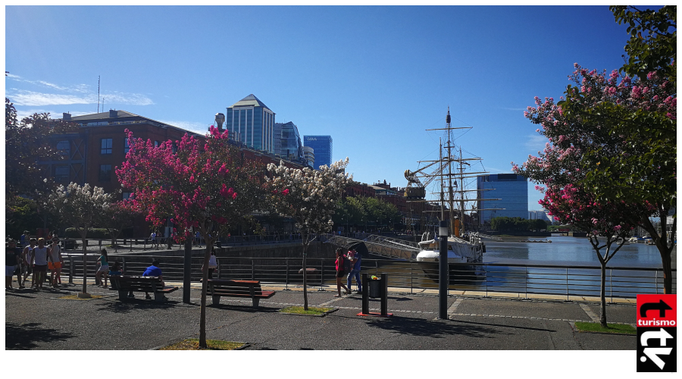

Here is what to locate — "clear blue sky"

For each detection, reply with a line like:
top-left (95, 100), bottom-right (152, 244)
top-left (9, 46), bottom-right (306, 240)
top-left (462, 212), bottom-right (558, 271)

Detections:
top-left (5, 4), bottom-right (636, 211)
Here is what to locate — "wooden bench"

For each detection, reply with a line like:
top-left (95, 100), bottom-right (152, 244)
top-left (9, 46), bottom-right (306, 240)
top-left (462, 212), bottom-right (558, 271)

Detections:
top-left (207, 279), bottom-right (275, 307)
top-left (110, 275), bottom-right (178, 303)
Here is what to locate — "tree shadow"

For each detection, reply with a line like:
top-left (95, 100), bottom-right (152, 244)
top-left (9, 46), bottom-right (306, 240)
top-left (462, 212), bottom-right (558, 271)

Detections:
top-left (208, 303), bottom-right (281, 313)
top-left (95, 298), bottom-right (179, 313)
top-left (6, 322), bottom-right (75, 349)
top-left (363, 315), bottom-right (511, 339)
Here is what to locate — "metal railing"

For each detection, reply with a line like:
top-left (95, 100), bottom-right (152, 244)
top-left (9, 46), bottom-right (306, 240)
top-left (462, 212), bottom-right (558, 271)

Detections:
top-left (60, 254), bottom-right (675, 299)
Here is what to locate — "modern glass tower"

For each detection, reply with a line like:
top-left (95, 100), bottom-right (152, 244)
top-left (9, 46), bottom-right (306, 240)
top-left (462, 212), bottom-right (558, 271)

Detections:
top-left (477, 173), bottom-right (528, 225)
top-left (225, 94), bottom-right (275, 153)
top-left (303, 135), bottom-right (332, 169)
top-left (275, 121), bottom-right (304, 162)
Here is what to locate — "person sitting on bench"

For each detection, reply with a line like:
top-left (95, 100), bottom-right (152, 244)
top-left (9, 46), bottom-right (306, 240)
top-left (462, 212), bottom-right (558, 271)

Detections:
top-left (128, 259), bottom-right (164, 299)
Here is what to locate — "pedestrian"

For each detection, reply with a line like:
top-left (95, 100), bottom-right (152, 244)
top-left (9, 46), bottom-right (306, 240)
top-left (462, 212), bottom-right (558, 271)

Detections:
top-left (334, 248), bottom-right (351, 297)
top-left (150, 230), bottom-right (157, 249)
top-left (30, 238), bottom-right (49, 290)
top-left (346, 248), bottom-right (362, 293)
top-left (47, 238), bottom-right (63, 287)
top-left (6, 239), bottom-right (22, 290)
top-left (195, 231), bottom-right (202, 247)
top-left (202, 250), bottom-right (219, 279)
top-left (20, 230), bottom-right (28, 247)
top-left (21, 238), bottom-right (36, 288)
top-left (95, 249), bottom-right (109, 288)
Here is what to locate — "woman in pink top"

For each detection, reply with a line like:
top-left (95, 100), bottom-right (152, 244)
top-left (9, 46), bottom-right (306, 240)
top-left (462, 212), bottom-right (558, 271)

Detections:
top-left (334, 248), bottom-right (350, 297)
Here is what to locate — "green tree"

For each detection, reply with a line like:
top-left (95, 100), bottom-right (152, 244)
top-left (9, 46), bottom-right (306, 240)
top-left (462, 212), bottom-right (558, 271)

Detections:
top-left (5, 98), bottom-right (77, 206)
top-left (610, 5), bottom-right (676, 82)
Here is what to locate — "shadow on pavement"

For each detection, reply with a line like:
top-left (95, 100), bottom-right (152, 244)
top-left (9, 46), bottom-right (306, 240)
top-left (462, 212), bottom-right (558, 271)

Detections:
top-left (6, 322), bottom-right (75, 349)
top-left (95, 299), bottom-right (180, 313)
top-left (363, 315), bottom-right (509, 338)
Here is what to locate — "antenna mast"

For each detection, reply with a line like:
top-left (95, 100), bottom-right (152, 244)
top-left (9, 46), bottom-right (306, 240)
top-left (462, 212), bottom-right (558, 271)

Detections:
top-left (97, 76), bottom-right (100, 113)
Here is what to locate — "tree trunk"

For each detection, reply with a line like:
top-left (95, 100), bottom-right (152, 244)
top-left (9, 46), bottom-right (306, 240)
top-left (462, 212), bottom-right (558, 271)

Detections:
top-left (302, 239), bottom-right (309, 311)
top-left (199, 239), bottom-right (212, 348)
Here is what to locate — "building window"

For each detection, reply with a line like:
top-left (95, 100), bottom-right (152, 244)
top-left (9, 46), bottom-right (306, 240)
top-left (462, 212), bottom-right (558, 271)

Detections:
top-left (122, 192), bottom-right (132, 201)
top-left (124, 138), bottom-right (130, 154)
top-left (56, 140), bottom-right (70, 156)
top-left (54, 165), bottom-right (70, 183)
top-left (99, 164), bottom-right (112, 182)
top-left (101, 138), bottom-right (113, 154)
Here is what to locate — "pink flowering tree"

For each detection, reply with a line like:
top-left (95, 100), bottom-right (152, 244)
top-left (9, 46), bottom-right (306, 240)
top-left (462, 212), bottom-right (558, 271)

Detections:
top-left (515, 63), bottom-right (676, 294)
top-left (266, 158), bottom-right (351, 310)
top-left (116, 126), bottom-right (265, 348)
top-left (538, 183), bottom-right (643, 327)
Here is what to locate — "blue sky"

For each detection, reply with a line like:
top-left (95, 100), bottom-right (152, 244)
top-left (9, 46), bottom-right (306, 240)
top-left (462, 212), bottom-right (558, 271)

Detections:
top-left (5, 4), bottom-right (636, 211)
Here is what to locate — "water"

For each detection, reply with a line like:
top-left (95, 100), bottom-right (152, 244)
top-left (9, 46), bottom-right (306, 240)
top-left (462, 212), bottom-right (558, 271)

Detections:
top-left (482, 235), bottom-right (674, 268)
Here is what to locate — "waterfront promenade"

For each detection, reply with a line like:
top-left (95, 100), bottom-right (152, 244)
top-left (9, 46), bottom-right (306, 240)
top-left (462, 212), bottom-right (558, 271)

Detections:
top-left (6, 277), bottom-right (637, 348)
top-left (5, 239), bottom-right (646, 376)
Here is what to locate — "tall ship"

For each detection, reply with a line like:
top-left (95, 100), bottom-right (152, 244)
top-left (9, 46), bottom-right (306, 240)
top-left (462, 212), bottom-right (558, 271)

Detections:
top-left (404, 109), bottom-right (497, 276)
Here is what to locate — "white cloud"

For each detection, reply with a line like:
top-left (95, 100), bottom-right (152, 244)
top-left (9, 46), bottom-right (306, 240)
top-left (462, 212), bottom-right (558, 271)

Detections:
top-left (6, 75), bottom-right (154, 107)
top-left (525, 134), bottom-right (548, 154)
top-left (10, 90), bottom-right (95, 107)
top-left (159, 120), bottom-right (210, 136)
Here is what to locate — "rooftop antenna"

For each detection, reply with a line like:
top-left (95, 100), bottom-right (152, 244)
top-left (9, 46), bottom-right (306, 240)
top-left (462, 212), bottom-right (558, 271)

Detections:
top-left (97, 76), bottom-right (101, 113)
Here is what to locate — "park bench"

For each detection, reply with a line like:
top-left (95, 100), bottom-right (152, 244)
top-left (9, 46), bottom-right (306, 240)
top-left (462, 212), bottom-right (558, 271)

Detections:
top-left (110, 275), bottom-right (178, 303)
top-left (207, 279), bottom-right (275, 307)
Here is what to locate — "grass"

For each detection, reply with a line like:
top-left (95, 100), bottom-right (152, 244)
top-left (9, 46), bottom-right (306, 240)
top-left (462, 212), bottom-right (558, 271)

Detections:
top-left (280, 306), bottom-right (334, 315)
top-left (160, 339), bottom-right (245, 350)
top-left (574, 322), bottom-right (636, 335)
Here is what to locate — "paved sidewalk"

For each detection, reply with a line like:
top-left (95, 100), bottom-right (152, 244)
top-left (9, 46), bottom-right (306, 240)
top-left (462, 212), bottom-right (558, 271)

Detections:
top-left (5, 280), bottom-right (637, 351)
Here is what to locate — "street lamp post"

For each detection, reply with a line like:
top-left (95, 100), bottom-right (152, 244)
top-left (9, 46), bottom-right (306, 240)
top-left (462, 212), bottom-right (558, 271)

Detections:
top-left (438, 220), bottom-right (449, 319)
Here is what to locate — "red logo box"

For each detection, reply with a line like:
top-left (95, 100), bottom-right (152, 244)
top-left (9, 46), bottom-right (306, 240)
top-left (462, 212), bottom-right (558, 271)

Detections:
top-left (637, 294), bottom-right (677, 327)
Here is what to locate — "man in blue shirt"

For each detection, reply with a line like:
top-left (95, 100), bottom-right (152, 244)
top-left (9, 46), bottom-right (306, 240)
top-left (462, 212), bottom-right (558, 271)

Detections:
top-left (130, 259), bottom-right (164, 299)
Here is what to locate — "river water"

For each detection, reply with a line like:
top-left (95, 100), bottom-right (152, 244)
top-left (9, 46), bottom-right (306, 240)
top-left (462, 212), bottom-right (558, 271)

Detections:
top-left (482, 235), bottom-right (675, 268)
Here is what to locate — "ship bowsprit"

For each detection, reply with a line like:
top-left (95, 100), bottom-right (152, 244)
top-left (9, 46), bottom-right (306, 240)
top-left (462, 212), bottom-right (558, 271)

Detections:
top-left (322, 234), bottom-right (420, 261)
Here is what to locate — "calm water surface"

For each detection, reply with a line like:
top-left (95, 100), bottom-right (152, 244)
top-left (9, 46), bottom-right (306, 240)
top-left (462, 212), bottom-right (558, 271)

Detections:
top-left (482, 235), bottom-right (675, 268)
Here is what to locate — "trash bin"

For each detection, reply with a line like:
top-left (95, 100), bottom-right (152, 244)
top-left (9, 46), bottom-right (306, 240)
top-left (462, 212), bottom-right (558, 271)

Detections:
top-left (369, 279), bottom-right (381, 298)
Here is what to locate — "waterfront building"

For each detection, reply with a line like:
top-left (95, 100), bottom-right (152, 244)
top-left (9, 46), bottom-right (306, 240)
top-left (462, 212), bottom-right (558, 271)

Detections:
top-left (274, 121), bottom-right (305, 163)
top-left (528, 210), bottom-right (553, 224)
top-left (302, 146), bottom-right (315, 168)
top-left (303, 135), bottom-right (332, 169)
top-left (225, 94), bottom-right (275, 154)
top-left (41, 109), bottom-right (305, 238)
top-left (477, 173), bottom-right (528, 225)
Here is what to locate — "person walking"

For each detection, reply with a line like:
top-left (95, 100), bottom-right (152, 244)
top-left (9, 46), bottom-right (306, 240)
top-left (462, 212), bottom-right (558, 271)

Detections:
top-left (202, 250), bottom-right (219, 279)
top-left (47, 238), bottom-right (64, 287)
top-left (346, 248), bottom-right (362, 294)
top-left (334, 248), bottom-right (351, 297)
top-left (30, 238), bottom-right (49, 290)
top-left (6, 239), bottom-right (22, 290)
top-left (95, 249), bottom-right (110, 288)
top-left (21, 238), bottom-right (36, 288)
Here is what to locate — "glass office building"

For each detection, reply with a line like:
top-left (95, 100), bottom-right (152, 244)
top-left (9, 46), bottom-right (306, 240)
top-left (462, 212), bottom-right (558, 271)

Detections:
top-left (225, 94), bottom-right (275, 153)
top-left (303, 135), bottom-right (332, 169)
top-left (275, 122), bottom-right (304, 162)
top-left (477, 173), bottom-right (528, 225)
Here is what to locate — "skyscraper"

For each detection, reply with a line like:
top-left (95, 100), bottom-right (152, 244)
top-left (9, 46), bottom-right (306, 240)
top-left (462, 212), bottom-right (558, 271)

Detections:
top-left (225, 94), bottom-right (275, 153)
top-left (303, 135), bottom-right (333, 169)
top-left (477, 173), bottom-right (528, 225)
top-left (274, 121), bottom-right (304, 162)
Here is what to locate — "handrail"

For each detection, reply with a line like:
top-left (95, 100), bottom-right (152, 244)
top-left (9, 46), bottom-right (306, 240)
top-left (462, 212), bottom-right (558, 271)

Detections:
top-left (61, 255), bottom-right (676, 299)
